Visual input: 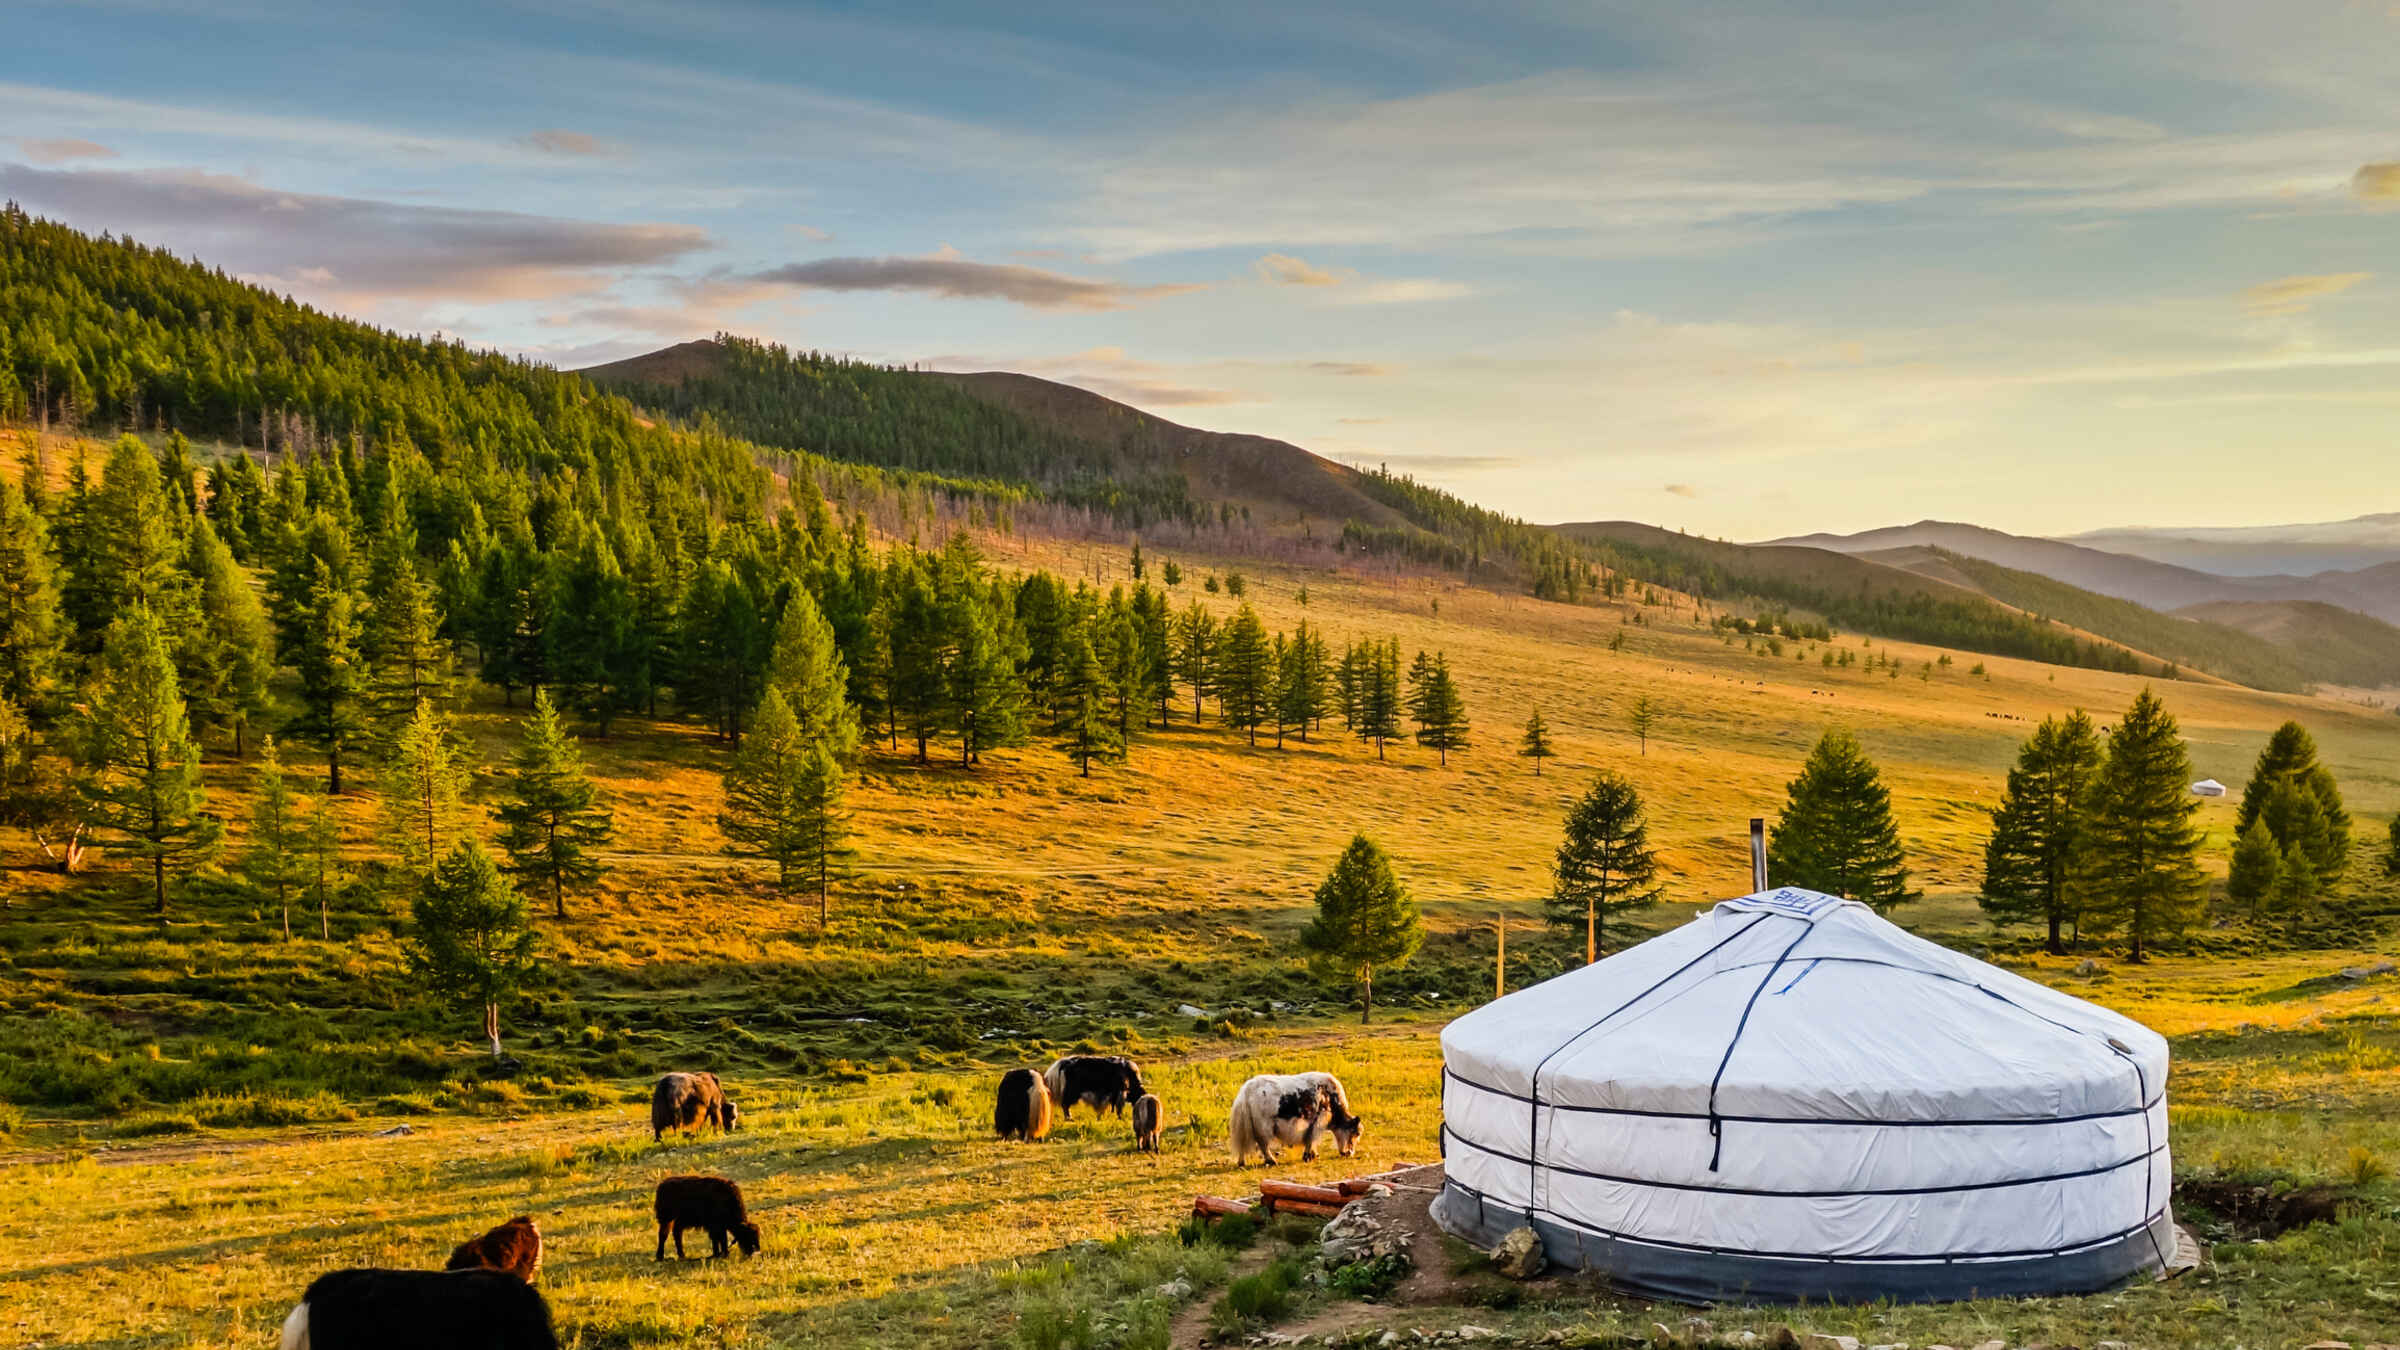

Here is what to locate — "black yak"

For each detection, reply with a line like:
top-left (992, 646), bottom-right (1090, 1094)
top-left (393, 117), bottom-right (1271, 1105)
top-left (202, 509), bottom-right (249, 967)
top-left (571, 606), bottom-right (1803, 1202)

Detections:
top-left (993, 1067), bottom-right (1053, 1141)
top-left (280, 1268), bottom-right (557, 1350)
top-left (1042, 1055), bottom-right (1145, 1120)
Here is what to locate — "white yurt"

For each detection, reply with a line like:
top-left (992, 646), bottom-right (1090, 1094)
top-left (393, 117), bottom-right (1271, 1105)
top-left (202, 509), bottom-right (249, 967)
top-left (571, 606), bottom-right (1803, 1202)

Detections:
top-left (1432, 887), bottom-right (2174, 1304)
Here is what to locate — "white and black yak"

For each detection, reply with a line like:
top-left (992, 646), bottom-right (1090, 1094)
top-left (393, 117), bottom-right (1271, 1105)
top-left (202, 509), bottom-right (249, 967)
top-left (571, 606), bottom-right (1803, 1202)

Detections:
top-left (444, 1214), bottom-right (542, 1282)
top-left (1227, 1071), bottom-right (1361, 1166)
top-left (654, 1174), bottom-right (762, 1259)
top-left (650, 1071), bottom-right (741, 1141)
top-left (993, 1067), bottom-right (1053, 1141)
top-left (279, 1267), bottom-right (557, 1350)
top-left (1131, 1093), bottom-right (1162, 1152)
top-left (1042, 1055), bottom-right (1145, 1120)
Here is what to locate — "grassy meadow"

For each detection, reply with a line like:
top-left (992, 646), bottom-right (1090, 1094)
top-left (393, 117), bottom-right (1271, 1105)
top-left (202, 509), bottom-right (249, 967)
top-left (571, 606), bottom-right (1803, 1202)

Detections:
top-left (4, 526), bottom-right (2399, 1348)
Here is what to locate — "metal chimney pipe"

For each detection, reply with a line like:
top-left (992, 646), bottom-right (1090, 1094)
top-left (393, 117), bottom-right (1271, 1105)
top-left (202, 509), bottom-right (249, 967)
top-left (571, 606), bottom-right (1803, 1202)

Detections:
top-left (1749, 817), bottom-right (1767, 892)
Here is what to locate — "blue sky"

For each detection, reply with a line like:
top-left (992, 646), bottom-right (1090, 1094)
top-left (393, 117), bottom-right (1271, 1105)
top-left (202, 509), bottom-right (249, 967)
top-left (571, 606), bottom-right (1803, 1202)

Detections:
top-left (7, 0), bottom-right (2398, 537)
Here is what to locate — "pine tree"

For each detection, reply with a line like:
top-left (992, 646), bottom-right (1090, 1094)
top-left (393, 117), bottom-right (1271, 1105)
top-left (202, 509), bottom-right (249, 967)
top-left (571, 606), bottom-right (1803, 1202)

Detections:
top-left (884, 557), bottom-right (947, 762)
top-left (2388, 812), bottom-right (2400, 878)
top-left (242, 737), bottom-right (310, 938)
top-left (1354, 638), bottom-right (1403, 759)
top-left (1518, 709), bottom-right (1555, 775)
top-left (1407, 651), bottom-right (1469, 765)
top-left (1299, 834), bottom-right (1425, 1023)
top-left (1628, 696), bottom-right (1657, 756)
top-left (1547, 771), bottom-right (1663, 962)
top-left (181, 514), bottom-right (275, 755)
top-left (1173, 600), bottom-right (1215, 722)
top-left (408, 839), bottom-right (539, 1059)
top-left (285, 557), bottom-right (369, 793)
top-left (544, 528), bottom-right (636, 733)
top-left (362, 531), bottom-right (454, 738)
top-left (2072, 690), bottom-right (2205, 961)
top-left (1054, 625), bottom-right (1121, 776)
top-left (0, 475), bottom-right (62, 710)
top-left (1978, 710), bottom-right (2103, 953)
top-left (2237, 722), bottom-right (2350, 886)
top-left (946, 590), bottom-right (1027, 768)
top-left (81, 436), bottom-right (191, 641)
top-left (377, 702), bottom-right (473, 875)
top-left (1767, 728), bottom-right (1918, 911)
top-left (1278, 620), bottom-right (1327, 743)
top-left (493, 689), bottom-right (616, 919)
top-left (73, 605), bottom-right (221, 915)
top-left (2226, 817), bottom-right (2282, 921)
top-left (765, 586), bottom-right (860, 759)
top-left (720, 688), bottom-right (851, 920)
top-left (1214, 605), bottom-right (1274, 745)
top-left (2275, 837), bottom-right (2319, 932)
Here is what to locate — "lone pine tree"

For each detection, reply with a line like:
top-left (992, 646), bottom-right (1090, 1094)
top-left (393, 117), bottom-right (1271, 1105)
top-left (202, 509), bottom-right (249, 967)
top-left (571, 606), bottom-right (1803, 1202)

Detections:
top-left (1300, 834), bottom-right (1424, 1024)
top-left (1767, 728), bottom-right (1918, 911)
top-left (2238, 721), bottom-right (2351, 885)
top-left (2073, 689), bottom-right (2205, 962)
top-left (720, 688), bottom-right (853, 922)
top-left (1979, 710), bottom-right (2103, 953)
top-left (1548, 770), bottom-right (1663, 963)
top-left (409, 838), bottom-right (539, 1060)
top-left (1407, 650), bottom-right (1469, 765)
top-left (493, 689), bottom-right (617, 919)
top-left (1518, 709), bottom-right (1555, 776)
top-left (241, 737), bottom-right (310, 939)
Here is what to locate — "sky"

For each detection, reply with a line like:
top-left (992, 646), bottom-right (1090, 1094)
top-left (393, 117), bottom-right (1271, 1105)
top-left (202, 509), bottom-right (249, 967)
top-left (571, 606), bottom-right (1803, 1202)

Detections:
top-left (6, 0), bottom-right (2399, 539)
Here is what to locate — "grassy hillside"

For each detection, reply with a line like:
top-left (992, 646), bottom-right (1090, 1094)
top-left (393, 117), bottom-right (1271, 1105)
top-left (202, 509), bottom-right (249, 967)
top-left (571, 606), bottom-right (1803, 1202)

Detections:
top-left (1554, 520), bottom-right (2184, 679)
top-left (2178, 598), bottom-right (2400, 689)
top-left (1867, 546), bottom-right (2321, 692)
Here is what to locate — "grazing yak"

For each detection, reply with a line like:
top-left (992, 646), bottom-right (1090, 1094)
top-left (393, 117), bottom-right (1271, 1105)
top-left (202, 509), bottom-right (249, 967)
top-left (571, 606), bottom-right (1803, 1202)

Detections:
top-left (993, 1067), bottom-right (1053, 1141)
top-left (654, 1174), bottom-right (761, 1260)
top-left (444, 1214), bottom-right (542, 1282)
top-left (1131, 1093), bottom-right (1162, 1153)
top-left (1227, 1071), bottom-right (1361, 1166)
top-left (1043, 1055), bottom-right (1145, 1120)
top-left (651, 1071), bottom-right (741, 1141)
top-left (279, 1268), bottom-right (557, 1350)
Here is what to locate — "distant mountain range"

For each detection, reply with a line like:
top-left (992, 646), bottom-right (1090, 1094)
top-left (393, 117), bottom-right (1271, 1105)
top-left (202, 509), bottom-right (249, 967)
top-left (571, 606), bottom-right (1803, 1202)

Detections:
top-left (1766, 520), bottom-right (2400, 627)
top-left (2062, 513), bottom-right (2400, 577)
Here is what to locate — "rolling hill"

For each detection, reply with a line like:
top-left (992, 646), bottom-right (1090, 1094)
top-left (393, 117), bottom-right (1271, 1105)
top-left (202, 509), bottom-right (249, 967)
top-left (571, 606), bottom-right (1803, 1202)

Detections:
top-left (1772, 519), bottom-right (2400, 628)
top-left (2067, 513), bottom-right (2400, 576)
top-left (580, 334), bottom-right (1605, 600)
top-left (2174, 599), bottom-right (2400, 689)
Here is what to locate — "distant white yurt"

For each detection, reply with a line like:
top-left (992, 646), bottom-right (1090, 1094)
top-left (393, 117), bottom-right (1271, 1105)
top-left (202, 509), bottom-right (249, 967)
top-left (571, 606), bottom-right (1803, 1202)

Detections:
top-left (1433, 888), bottom-right (2173, 1304)
top-left (2191, 778), bottom-right (2228, 798)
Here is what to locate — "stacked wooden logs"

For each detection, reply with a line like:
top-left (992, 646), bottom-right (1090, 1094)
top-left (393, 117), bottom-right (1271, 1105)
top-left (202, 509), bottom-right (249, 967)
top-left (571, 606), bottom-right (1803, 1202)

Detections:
top-left (1190, 1166), bottom-right (1420, 1224)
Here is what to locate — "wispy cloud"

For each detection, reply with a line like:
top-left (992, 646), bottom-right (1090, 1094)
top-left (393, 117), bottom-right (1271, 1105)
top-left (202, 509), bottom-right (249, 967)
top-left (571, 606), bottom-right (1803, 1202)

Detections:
top-left (1307, 361), bottom-right (1388, 377)
top-left (2241, 272), bottom-right (2369, 316)
top-left (749, 254), bottom-right (1200, 311)
top-left (1255, 253), bottom-right (1342, 286)
top-left (523, 128), bottom-right (614, 156)
top-left (1664, 483), bottom-right (1701, 498)
top-left (0, 163), bottom-right (711, 305)
top-left (1329, 278), bottom-right (1474, 306)
top-left (13, 137), bottom-right (115, 164)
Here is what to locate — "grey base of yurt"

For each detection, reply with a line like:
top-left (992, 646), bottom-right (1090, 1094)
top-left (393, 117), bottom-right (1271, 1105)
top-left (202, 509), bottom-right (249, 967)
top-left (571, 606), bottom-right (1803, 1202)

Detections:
top-left (1429, 1180), bottom-right (2172, 1306)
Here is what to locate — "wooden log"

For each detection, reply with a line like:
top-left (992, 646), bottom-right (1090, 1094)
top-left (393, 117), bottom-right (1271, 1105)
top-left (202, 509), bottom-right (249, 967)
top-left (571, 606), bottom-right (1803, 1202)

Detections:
top-left (1257, 1180), bottom-right (1349, 1206)
top-left (1191, 1195), bottom-right (1253, 1220)
top-left (1332, 1166), bottom-right (1425, 1195)
top-left (1263, 1198), bottom-right (1346, 1218)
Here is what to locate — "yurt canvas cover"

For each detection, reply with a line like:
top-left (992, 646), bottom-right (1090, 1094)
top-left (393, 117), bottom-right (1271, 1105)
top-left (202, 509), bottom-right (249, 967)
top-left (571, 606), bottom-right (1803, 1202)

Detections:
top-left (1432, 888), bottom-right (2173, 1304)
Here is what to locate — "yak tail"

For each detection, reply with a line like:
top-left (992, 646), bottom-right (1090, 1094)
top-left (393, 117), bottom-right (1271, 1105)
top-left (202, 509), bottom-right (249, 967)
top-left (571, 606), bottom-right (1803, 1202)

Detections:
top-left (1041, 1059), bottom-right (1068, 1109)
top-left (1027, 1076), bottom-right (1053, 1141)
top-left (280, 1304), bottom-right (310, 1350)
top-left (1227, 1097), bottom-right (1257, 1164)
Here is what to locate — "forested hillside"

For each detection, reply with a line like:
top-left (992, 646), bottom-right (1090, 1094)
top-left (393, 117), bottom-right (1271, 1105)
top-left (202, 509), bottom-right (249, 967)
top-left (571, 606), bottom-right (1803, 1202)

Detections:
top-left (583, 336), bottom-right (1611, 602)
